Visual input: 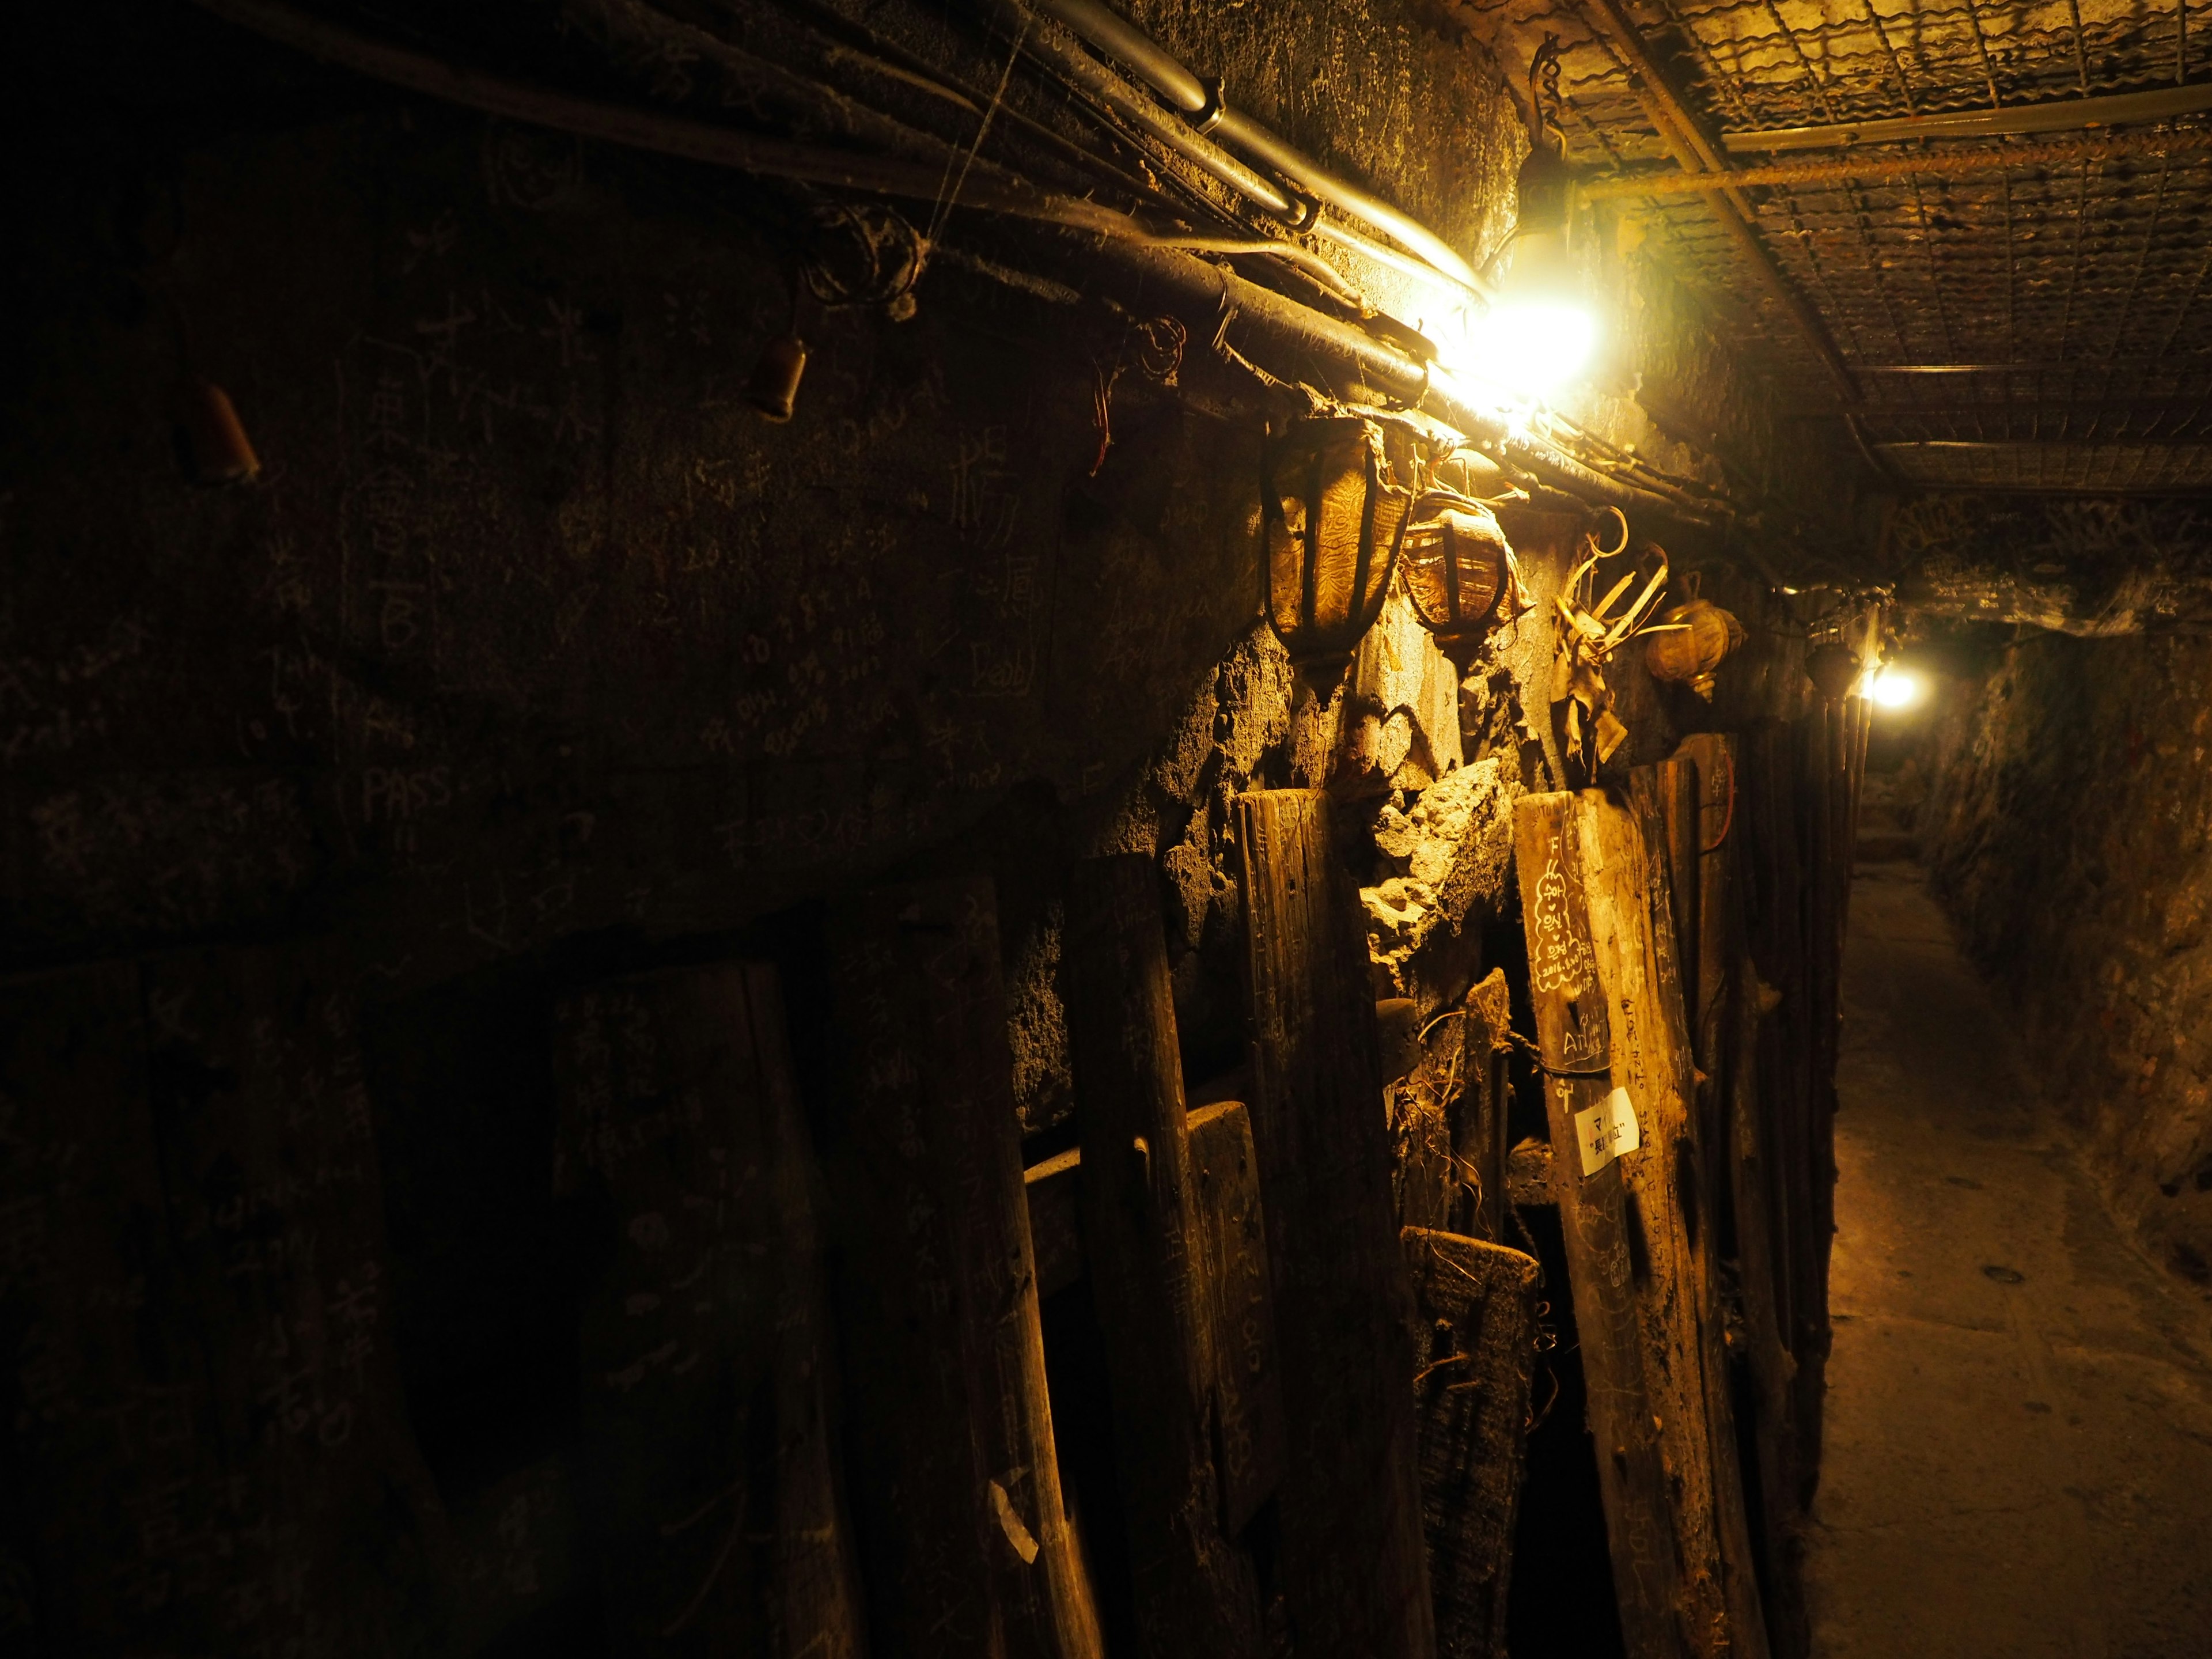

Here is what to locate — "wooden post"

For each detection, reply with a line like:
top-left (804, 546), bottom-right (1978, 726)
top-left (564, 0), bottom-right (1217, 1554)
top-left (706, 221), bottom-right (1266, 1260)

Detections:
top-left (820, 879), bottom-right (1103, 1659)
top-left (553, 963), bottom-right (868, 1658)
top-left (1187, 1100), bottom-right (1288, 1538)
top-left (1512, 791), bottom-right (1687, 1658)
top-left (1452, 969), bottom-right (1517, 1243)
top-left (1237, 789), bottom-right (1435, 1659)
top-left (1797, 710), bottom-right (1838, 1486)
top-left (1063, 855), bottom-right (1266, 1658)
top-left (1620, 780), bottom-right (1773, 1659)
top-left (1673, 736), bottom-right (1737, 1237)
top-left (1652, 757), bottom-right (1700, 1009)
top-left (1401, 1228), bottom-right (1540, 1659)
top-left (1728, 961), bottom-right (1807, 1659)
top-left (1741, 721), bottom-right (1805, 1389)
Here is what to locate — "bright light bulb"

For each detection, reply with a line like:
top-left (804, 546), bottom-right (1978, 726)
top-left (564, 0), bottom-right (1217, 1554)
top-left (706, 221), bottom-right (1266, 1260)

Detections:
top-left (1457, 301), bottom-right (1598, 401)
top-left (1869, 667), bottom-right (1925, 710)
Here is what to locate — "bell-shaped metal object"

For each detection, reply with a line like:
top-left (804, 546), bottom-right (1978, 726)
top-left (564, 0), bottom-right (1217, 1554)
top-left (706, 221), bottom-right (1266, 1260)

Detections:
top-left (176, 380), bottom-right (260, 485)
top-left (746, 336), bottom-right (808, 422)
top-left (1261, 415), bottom-right (1415, 682)
top-left (1398, 488), bottom-right (1527, 670)
top-left (1645, 596), bottom-right (1745, 700)
top-left (1805, 641), bottom-right (1861, 702)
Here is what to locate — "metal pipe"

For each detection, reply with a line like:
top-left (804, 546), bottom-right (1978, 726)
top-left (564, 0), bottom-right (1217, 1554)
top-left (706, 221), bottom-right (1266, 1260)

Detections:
top-left (188, 0), bottom-right (1726, 529)
top-left (1584, 125), bottom-right (2212, 198)
top-left (989, 0), bottom-right (1298, 217)
top-left (1027, 0), bottom-right (1483, 291)
top-left (1723, 78), bottom-right (2212, 153)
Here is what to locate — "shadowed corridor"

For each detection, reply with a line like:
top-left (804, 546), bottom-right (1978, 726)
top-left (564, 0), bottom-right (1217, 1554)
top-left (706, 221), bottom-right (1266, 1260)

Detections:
top-left (1807, 863), bottom-right (2212, 1657)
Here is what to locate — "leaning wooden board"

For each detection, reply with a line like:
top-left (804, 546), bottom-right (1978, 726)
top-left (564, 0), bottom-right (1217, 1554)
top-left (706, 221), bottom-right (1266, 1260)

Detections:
top-left (1401, 1227), bottom-right (1540, 1659)
top-left (1020, 1103), bottom-right (1287, 1537)
top-left (818, 878), bottom-right (1102, 1659)
top-left (551, 963), bottom-right (865, 1658)
top-left (1062, 854), bottom-right (1266, 1658)
top-left (1238, 790), bottom-right (1434, 1659)
top-left (1625, 773), bottom-right (1774, 1659)
top-left (1513, 791), bottom-right (1688, 1658)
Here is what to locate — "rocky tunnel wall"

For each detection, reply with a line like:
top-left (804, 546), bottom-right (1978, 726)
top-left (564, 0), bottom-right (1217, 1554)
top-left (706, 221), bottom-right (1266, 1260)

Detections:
top-left (1919, 628), bottom-right (2212, 1288)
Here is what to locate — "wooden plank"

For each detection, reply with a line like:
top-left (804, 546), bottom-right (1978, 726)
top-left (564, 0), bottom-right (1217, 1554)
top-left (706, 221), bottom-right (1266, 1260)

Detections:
top-left (1674, 737), bottom-right (1737, 1219)
top-left (1237, 789), bottom-right (1434, 1659)
top-left (1025, 1147), bottom-right (1085, 1299)
top-left (1, 950), bottom-right (446, 1658)
top-left (1728, 958), bottom-right (1808, 1659)
top-left (1741, 721), bottom-right (1805, 1384)
top-left (751, 965), bottom-right (872, 1659)
top-left (1452, 969), bottom-right (1517, 1243)
top-left (1620, 779), bottom-right (1772, 1659)
top-left (1019, 1106), bottom-right (1287, 1537)
top-left (1401, 1228), bottom-right (1540, 1659)
top-left (1063, 854), bottom-right (1266, 1658)
top-left (820, 878), bottom-right (1103, 1659)
top-left (1512, 790), bottom-right (1688, 1659)
top-left (552, 963), bottom-right (866, 1658)
top-left (1796, 710), bottom-right (1839, 1486)
top-left (1187, 1100), bottom-right (1287, 1538)
top-left (1652, 757), bottom-right (1701, 1013)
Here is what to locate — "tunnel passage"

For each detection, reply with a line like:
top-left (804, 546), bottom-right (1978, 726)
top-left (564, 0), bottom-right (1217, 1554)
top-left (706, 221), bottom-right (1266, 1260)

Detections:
top-left (7, 1), bottom-right (2212, 1656)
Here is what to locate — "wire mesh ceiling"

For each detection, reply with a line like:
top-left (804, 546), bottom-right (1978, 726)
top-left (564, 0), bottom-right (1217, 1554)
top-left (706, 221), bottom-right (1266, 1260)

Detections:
top-left (1471, 0), bottom-right (2212, 491)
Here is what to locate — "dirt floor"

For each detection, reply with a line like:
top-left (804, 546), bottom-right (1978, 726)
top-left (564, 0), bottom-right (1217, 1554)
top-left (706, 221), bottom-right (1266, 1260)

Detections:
top-left (1805, 862), bottom-right (2212, 1657)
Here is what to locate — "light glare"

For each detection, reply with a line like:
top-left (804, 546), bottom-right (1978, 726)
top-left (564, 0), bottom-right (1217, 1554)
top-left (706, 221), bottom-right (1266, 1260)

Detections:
top-left (1869, 667), bottom-right (1925, 710)
top-left (1441, 301), bottom-right (1599, 402)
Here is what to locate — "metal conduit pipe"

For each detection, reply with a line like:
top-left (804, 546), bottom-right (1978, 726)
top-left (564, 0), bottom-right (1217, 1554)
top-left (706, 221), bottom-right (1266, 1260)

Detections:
top-left (988, 0), bottom-right (1298, 218)
top-left (191, 0), bottom-right (1713, 529)
top-left (1028, 0), bottom-right (1485, 293)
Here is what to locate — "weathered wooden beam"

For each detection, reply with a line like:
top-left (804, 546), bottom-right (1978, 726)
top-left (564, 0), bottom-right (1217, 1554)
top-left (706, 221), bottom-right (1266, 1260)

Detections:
top-left (1187, 1100), bottom-right (1289, 1537)
top-left (1402, 1228), bottom-right (1540, 1659)
top-left (1674, 736), bottom-right (1737, 1215)
top-left (820, 879), bottom-right (1103, 1659)
top-left (1238, 789), bottom-right (1434, 1659)
top-left (1020, 1106), bottom-right (1287, 1533)
top-left (1728, 946), bottom-right (1808, 1659)
top-left (1063, 854), bottom-right (1267, 1658)
top-left (1619, 781), bottom-right (1773, 1659)
top-left (554, 963), bottom-right (869, 1657)
top-left (1453, 969), bottom-right (1518, 1243)
top-left (1582, 787), bottom-right (1761, 1659)
top-left (1512, 790), bottom-right (1687, 1658)
top-left (1796, 711), bottom-right (1839, 1486)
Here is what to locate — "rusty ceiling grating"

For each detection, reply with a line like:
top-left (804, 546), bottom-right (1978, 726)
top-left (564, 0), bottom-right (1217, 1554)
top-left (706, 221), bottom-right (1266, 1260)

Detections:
top-left (1474, 0), bottom-right (2212, 492)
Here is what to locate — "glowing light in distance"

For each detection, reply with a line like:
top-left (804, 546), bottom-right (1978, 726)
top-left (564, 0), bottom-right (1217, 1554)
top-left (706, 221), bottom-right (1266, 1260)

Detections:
top-left (1868, 666), bottom-right (1925, 710)
top-left (1438, 302), bottom-right (1599, 402)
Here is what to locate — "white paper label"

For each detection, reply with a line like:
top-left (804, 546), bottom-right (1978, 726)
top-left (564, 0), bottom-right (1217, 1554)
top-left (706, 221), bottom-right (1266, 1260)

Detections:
top-left (1574, 1086), bottom-right (1642, 1177)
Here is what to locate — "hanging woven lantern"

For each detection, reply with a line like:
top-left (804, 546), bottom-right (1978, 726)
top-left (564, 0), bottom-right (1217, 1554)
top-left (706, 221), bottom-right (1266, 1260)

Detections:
top-left (1645, 593), bottom-right (1745, 700)
top-left (1805, 641), bottom-right (1861, 702)
top-left (1262, 415), bottom-right (1416, 682)
top-left (1399, 489), bottom-right (1530, 670)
